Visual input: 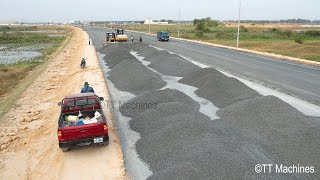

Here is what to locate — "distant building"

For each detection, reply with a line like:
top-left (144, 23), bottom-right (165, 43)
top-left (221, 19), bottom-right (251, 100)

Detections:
top-left (70, 20), bottom-right (81, 25)
top-left (144, 18), bottom-right (168, 25)
top-left (0, 21), bottom-right (19, 26)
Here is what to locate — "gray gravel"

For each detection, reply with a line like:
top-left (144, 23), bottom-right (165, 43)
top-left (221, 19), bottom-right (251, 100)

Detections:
top-left (102, 43), bottom-right (134, 69)
top-left (122, 90), bottom-right (319, 179)
top-left (129, 44), bottom-right (171, 62)
top-left (100, 44), bottom-right (166, 95)
top-left (120, 89), bottom-right (199, 118)
top-left (131, 43), bottom-right (201, 76)
top-left (179, 68), bottom-right (261, 108)
top-left (84, 26), bottom-right (320, 180)
top-left (147, 54), bottom-right (200, 77)
top-left (218, 96), bottom-right (320, 168)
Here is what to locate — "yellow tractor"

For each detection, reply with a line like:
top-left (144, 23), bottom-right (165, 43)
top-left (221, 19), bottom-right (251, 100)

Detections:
top-left (106, 32), bottom-right (116, 42)
top-left (115, 28), bottom-right (128, 42)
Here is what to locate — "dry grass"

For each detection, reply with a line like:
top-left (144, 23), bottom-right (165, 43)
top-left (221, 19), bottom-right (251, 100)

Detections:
top-left (0, 62), bottom-right (40, 97)
top-left (206, 39), bottom-right (320, 62)
top-left (242, 40), bottom-right (320, 61)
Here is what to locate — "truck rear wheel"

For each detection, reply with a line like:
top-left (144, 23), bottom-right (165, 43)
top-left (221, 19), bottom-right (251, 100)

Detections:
top-left (101, 136), bottom-right (109, 145)
top-left (101, 141), bottom-right (109, 146)
top-left (61, 148), bottom-right (69, 152)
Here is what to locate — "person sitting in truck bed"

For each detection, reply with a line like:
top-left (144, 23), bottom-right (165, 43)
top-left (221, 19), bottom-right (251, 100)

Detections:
top-left (81, 82), bottom-right (95, 93)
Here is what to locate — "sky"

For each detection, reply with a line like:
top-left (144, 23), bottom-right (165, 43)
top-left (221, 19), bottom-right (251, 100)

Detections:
top-left (0, 0), bottom-right (319, 22)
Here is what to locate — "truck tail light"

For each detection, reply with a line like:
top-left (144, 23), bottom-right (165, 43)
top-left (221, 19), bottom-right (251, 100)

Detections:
top-left (103, 125), bottom-right (108, 134)
top-left (58, 131), bottom-right (62, 141)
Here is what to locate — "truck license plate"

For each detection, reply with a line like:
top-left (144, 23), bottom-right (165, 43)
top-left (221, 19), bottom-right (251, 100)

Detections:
top-left (94, 137), bottom-right (103, 143)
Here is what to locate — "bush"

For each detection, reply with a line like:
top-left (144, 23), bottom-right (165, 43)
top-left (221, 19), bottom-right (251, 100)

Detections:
top-left (294, 37), bottom-right (304, 44)
top-left (270, 28), bottom-right (280, 33)
top-left (215, 31), bottom-right (228, 39)
top-left (207, 20), bottom-right (219, 27)
top-left (282, 30), bottom-right (293, 38)
top-left (195, 31), bottom-right (204, 38)
top-left (305, 30), bottom-right (320, 37)
top-left (0, 26), bottom-right (10, 32)
top-left (240, 25), bottom-right (249, 32)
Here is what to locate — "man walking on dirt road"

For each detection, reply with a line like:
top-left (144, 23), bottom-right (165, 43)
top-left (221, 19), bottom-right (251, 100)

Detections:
top-left (81, 82), bottom-right (95, 93)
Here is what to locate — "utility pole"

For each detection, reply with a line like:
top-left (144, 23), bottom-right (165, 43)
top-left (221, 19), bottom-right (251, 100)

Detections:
top-left (148, 17), bottom-right (151, 33)
top-left (178, 8), bottom-right (181, 38)
top-left (236, 0), bottom-right (242, 48)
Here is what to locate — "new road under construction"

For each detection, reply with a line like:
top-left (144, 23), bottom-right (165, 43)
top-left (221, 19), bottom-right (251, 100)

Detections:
top-left (1, 1), bottom-right (320, 179)
top-left (84, 26), bottom-right (320, 179)
top-left (1, 25), bottom-right (319, 180)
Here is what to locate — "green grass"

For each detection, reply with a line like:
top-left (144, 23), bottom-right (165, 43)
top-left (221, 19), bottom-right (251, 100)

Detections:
top-left (0, 32), bottom-right (66, 44)
top-left (39, 40), bottom-right (66, 60)
top-left (0, 62), bottom-right (41, 96)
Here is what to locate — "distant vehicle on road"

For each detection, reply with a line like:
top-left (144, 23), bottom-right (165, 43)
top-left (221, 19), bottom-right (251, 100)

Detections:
top-left (106, 32), bottom-right (116, 42)
top-left (116, 28), bottom-right (124, 35)
top-left (57, 93), bottom-right (109, 152)
top-left (80, 57), bottom-right (86, 68)
top-left (157, 31), bottom-right (169, 41)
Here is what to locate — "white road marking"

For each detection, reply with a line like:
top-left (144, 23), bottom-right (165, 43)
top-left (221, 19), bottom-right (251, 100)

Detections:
top-left (130, 51), bottom-right (219, 120)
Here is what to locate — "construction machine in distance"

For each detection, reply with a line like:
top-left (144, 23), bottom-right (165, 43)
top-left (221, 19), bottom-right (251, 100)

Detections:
top-left (115, 28), bottom-right (128, 42)
top-left (106, 32), bottom-right (116, 42)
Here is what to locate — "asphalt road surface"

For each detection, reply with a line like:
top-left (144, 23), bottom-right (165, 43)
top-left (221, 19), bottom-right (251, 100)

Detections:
top-left (83, 26), bottom-right (320, 179)
top-left (125, 31), bottom-right (320, 106)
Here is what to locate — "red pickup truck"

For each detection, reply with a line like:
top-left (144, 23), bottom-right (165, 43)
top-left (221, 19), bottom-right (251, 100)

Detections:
top-left (57, 93), bottom-right (109, 152)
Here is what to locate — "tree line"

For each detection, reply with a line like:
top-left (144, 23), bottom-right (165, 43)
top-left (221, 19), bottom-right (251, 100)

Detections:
top-left (226, 19), bottom-right (320, 24)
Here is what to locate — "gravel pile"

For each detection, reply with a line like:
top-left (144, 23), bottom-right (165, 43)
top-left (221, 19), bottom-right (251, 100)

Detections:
top-left (218, 95), bottom-right (320, 173)
top-left (179, 68), bottom-right (260, 108)
top-left (147, 54), bottom-right (200, 77)
top-left (86, 27), bottom-right (319, 179)
top-left (121, 89), bottom-right (319, 179)
top-left (120, 89), bottom-right (199, 118)
top-left (132, 44), bottom-right (170, 61)
top-left (102, 44), bottom-right (134, 69)
top-left (101, 44), bottom-right (166, 95)
top-left (130, 43), bottom-right (201, 77)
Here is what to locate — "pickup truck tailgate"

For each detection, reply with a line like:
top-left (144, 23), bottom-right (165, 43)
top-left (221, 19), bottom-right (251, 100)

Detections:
top-left (60, 123), bottom-right (105, 141)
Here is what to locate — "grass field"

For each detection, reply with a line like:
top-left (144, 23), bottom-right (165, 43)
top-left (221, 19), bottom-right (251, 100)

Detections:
top-left (0, 25), bottom-right (71, 117)
top-left (107, 23), bottom-right (320, 62)
top-left (0, 25), bottom-right (70, 96)
top-left (0, 62), bottom-right (41, 96)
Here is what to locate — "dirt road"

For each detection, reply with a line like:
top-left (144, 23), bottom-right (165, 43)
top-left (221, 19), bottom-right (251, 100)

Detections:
top-left (0, 27), bottom-right (125, 180)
